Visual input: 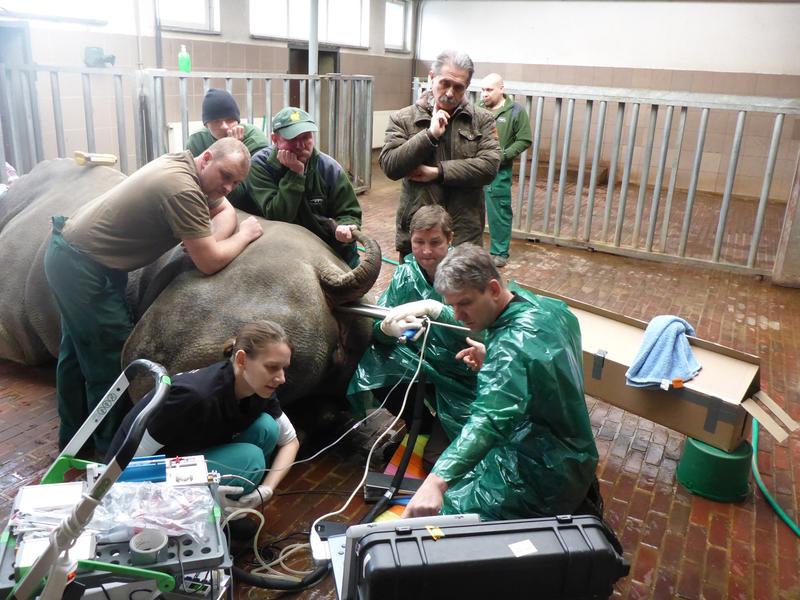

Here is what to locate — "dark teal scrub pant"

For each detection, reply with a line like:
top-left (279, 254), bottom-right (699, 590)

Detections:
top-left (485, 167), bottom-right (513, 259)
top-left (203, 413), bottom-right (280, 494)
top-left (44, 216), bottom-right (132, 454)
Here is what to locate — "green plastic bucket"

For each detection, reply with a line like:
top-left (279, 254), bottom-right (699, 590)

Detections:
top-left (676, 438), bottom-right (751, 502)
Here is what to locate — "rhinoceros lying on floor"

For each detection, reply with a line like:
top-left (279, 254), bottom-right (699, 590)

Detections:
top-left (0, 159), bottom-right (381, 404)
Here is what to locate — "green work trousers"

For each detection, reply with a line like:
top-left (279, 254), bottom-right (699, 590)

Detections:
top-left (203, 413), bottom-right (280, 494)
top-left (485, 167), bottom-right (513, 258)
top-left (43, 216), bottom-right (133, 454)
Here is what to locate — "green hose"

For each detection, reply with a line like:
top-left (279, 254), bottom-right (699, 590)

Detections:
top-left (751, 420), bottom-right (800, 537)
top-left (356, 244), bottom-right (400, 266)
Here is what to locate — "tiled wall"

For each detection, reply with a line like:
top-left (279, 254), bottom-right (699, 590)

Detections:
top-left (340, 51), bottom-right (414, 111)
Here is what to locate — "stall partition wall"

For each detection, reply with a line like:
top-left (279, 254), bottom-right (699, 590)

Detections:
top-left (411, 78), bottom-right (800, 276)
top-left (0, 65), bottom-right (374, 193)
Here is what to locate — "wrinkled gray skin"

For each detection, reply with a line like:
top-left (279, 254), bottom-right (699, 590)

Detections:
top-left (0, 159), bottom-right (126, 364)
top-left (0, 159), bottom-right (382, 405)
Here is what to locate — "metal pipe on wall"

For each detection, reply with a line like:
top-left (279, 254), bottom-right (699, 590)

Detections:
top-left (309, 0), bottom-right (318, 120)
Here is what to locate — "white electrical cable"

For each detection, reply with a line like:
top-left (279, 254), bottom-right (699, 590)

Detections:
top-left (220, 507), bottom-right (301, 583)
top-left (310, 321), bottom-right (432, 535)
top-left (219, 319), bottom-right (432, 575)
top-left (219, 473), bottom-right (257, 488)
top-left (204, 372), bottom-right (413, 478)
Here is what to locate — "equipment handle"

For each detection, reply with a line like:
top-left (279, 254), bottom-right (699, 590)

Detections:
top-left (9, 360), bottom-right (171, 600)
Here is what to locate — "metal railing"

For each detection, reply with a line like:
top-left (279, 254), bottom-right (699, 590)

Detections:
top-left (0, 64), bottom-right (373, 192)
top-left (413, 78), bottom-right (800, 274)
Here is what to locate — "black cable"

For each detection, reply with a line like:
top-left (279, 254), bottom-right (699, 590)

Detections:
top-left (267, 530), bottom-right (309, 544)
top-left (232, 561), bottom-right (330, 592)
top-left (359, 371), bottom-right (427, 525)
top-left (274, 489), bottom-right (352, 497)
top-left (99, 583), bottom-right (112, 600)
top-left (128, 590), bottom-right (153, 599)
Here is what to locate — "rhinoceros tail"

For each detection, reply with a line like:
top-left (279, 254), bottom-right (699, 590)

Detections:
top-left (318, 230), bottom-right (381, 305)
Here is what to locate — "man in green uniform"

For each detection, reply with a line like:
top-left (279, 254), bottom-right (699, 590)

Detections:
top-left (245, 107), bottom-right (362, 267)
top-left (186, 88), bottom-right (269, 207)
top-left (44, 138), bottom-right (263, 455)
top-left (479, 73), bottom-right (532, 268)
top-left (347, 206), bottom-right (476, 471)
top-left (379, 50), bottom-right (501, 259)
top-left (385, 244), bottom-right (598, 521)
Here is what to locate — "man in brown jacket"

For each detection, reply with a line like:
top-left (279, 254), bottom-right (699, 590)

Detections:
top-left (379, 50), bottom-right (501, 258)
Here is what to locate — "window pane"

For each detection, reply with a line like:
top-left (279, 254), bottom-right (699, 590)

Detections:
top-left (0, 0), bottom-right (135, 30)
top-left (384, 1), bottom-right (406, 49)
top-left (249, 0), bottom-right (288, 38)
top-left (327, 0), bottom-right (362, 46)
top-left (159, 0), bottom-right (218, 31)
top-left (288, 0), bottom-right (311, 40)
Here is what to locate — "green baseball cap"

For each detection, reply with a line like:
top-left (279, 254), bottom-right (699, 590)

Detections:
top-left (272, 107), bottom-right (318, 139)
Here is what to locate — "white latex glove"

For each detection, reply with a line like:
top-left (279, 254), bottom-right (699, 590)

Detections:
top-left (217, 485), bottom-right (246, 516)
top-left (380, 314), bottom-right (427, 340)
top-left (237, 485), bottom-right (274, 509)
top-left (384, 299), bottom-right (444, 324)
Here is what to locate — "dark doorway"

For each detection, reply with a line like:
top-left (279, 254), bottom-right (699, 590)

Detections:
top-left (288, 46), bottom-right (339, 108)
top-left (287, 47), bottom-right (339, 151)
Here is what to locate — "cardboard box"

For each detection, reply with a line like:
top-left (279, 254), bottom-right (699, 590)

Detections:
top-left (520, 284), bottom-right (798, 452)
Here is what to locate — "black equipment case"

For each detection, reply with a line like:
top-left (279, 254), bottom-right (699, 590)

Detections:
top-left (339, 514), bottom-right (629, 600)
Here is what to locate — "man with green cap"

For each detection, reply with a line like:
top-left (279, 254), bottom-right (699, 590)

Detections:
top-left (187, 88), bottom-right (269, 207)
top-left (245, 107), bottom-right (362, 266)
top-left (479, 74), bottom-right (532, 268)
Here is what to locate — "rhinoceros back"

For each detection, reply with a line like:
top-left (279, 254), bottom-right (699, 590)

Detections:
top-left (0, 159), bottom-right (125, 364)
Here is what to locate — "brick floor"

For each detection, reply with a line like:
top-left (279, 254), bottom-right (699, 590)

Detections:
top-left (0, 163), bottom-right (798, 599)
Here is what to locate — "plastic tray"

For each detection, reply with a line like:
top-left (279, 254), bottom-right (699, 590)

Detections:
top-left (0, 517), bottom-right (229, 594)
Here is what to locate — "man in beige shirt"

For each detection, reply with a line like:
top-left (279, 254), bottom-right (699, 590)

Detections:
top-left (44, 137), bottom-right (262, 456)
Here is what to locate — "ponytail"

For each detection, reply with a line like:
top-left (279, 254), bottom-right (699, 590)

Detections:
top-left (223, 320), bottom-right (292, 359)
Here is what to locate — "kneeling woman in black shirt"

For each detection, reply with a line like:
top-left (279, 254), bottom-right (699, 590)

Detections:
top-left (107, 320), bottom-right (299, 514)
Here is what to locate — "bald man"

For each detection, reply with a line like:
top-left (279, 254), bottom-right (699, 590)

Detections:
top-left (479, 74), bottom-right (532, 268)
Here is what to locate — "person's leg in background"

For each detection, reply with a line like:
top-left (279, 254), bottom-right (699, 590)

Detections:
top-left (46, 246), bottom-right (132, 456)
top-left (485, 167), bottom-right (513, 267)
top-left (422, 417), bottom-right (450, 474)
top-left (52, 320), bottom-right (88, 450)
top-left (80, 268), bottom-right (132, 455)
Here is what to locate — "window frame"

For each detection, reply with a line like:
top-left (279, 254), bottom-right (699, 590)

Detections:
top-left (157, 0), bottom-right (221, 35)
top-left (383, 0), bottom-right (412, 53)
top-left (248, 0), bottom-right (370, 49)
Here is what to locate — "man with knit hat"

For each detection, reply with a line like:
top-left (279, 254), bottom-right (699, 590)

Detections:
top-left (187, 88), bottom-right (269, 206)
top-left (246, 107), bottom-right (362, 267)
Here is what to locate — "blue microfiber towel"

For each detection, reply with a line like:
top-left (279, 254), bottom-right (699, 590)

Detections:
top-left (625, 315), bottom-right (702, 388)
